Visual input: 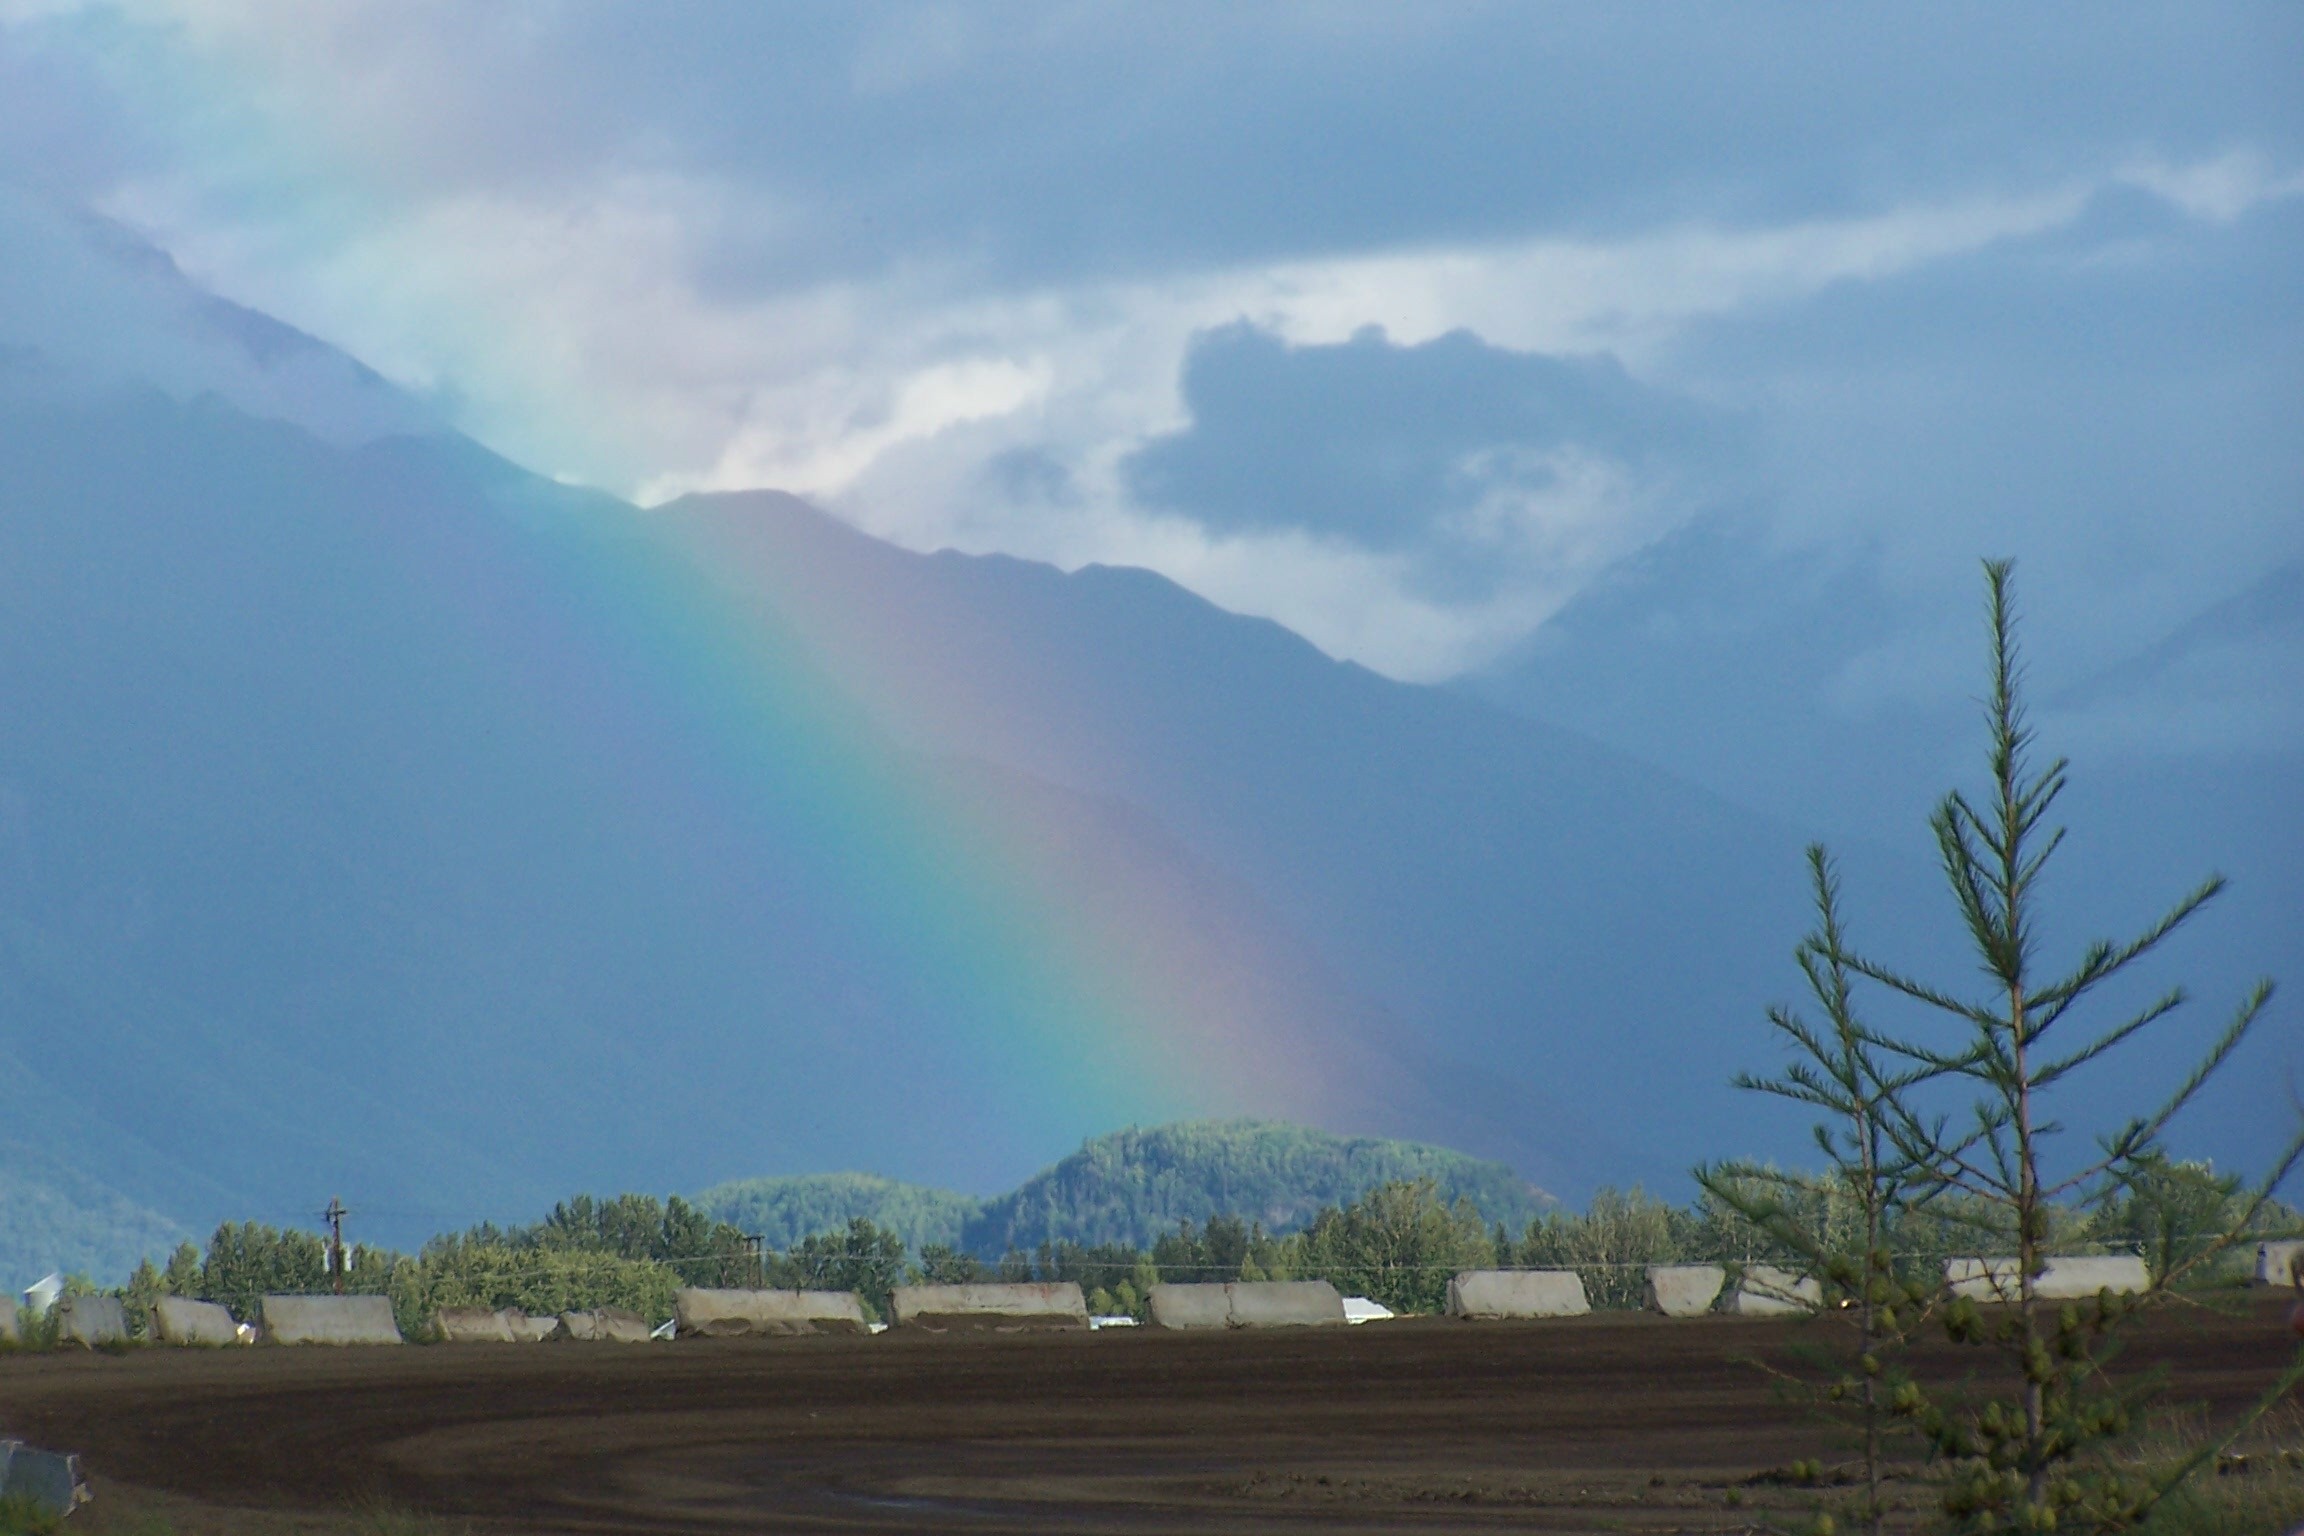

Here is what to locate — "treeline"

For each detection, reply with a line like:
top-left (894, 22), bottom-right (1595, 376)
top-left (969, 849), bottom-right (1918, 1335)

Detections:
top-left (36, 1157), bottom-right (2286, 1346)
top-left (980, 1157), bottom-right (2296, 1318)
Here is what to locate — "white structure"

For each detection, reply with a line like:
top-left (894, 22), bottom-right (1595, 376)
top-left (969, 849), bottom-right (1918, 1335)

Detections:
top-left (2256, 1240), bottom-right (2304, 1287)
top-left (891, 1282), bottom-right (1090, 1331)
top-left (1728, 1266), bottom-right (1822, 1316)
top-left (1447, 1269), bottom-right (1590, 1319)
top-left (674, 1287), bottom-right (870, 1337)
top-left (1646, 1264), bottom-right (1726, 1317)
top-left (1341, 1296), bottom-right (1395, 1325)
top-left (1945, 1255), bottom-right (2150, 1302)
top-left (153, 1296), bottom-right (241, 1346)
top-left (260, 1294), bottom-right (404, 1345)
top-left (21, 1273), bottom-right (62, 1315)
top-left (1145, 1280), bottom-right (1348, 1329)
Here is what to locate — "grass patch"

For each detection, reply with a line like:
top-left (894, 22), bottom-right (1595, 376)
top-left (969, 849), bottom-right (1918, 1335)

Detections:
top-left (333, 1502), bottom-right (473, 1536)
top-left (0, 1492), bottom-right (68, 1536)
top-left (2130, 1404), bottom-right (2304, 1536)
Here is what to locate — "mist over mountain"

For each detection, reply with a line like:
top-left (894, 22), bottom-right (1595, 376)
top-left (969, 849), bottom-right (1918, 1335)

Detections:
top-left (0, 190), bottom-right (440, 447)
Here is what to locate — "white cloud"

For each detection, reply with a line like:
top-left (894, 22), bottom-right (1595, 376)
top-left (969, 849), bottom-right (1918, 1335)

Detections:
top-left (2119, 147), bottom-right (2304, 224)
top-left (102, 151), bottom-right (2296, 680)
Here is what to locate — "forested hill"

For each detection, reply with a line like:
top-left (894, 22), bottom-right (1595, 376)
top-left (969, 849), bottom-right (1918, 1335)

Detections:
top-left (693, 1120), bottom-right (1550, 1259)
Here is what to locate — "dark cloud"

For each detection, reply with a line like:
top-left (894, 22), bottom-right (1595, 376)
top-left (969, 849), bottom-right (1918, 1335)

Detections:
top-left (503, 4), bottom-right (2304, 289)
top-left (1121, 323), bottom-right (1733, 594)
top-left (23, 4), bottom-right (2301, 294)
top-left (980, 446), bottom-right (1079, 507)
top-left (1662, 182), bottom-right (2304, 663)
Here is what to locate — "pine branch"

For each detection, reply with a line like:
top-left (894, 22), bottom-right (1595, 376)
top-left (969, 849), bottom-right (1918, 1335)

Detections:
top-left (2030, 874), bottom-right (2226, 1030)
top-left (2123, 980), bottom-right (2274, 1153)
top-left (2030, 987), bottom-right (2187, 1092)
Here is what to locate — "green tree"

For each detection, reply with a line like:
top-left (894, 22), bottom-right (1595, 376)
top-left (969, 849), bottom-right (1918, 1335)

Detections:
top-left (773, 1217), bottom-right (906, 1319)
top-left (400, 1241), bottom-right (678, 1335)
top-left (915, 1243), bottom-right (985, 1284)
top-left (1517, 1186), bottom-right (1695, 1310)
top-left (199, 1221), bottom-right (327, 1322)
top-left (1150, 1214), bottom-right (1290, 1284)
top-left (1294, 1179), bottom-right (1494, 1315)
top-left (161, 1240), bottom-right (202, 1298)
top-left (1821, 561), bottom-right (2304, 1533)
top-left (1698, 846), bottom-right (1945, 1536)
top-left (2087, 1157), bottom-right (2248, 1288)
top-left (525, 1192), bottom-right (753, 1284)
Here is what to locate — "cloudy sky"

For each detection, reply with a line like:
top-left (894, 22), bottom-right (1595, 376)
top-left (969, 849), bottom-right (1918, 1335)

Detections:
top-left (2, 2), bottom-right (2297, 684)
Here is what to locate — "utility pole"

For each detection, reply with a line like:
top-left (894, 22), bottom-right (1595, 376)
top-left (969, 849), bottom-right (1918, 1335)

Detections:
top-left (745, 1234), bottom-right (765, 1291)
top-left (322, 1197), bottom-right (349, 1295)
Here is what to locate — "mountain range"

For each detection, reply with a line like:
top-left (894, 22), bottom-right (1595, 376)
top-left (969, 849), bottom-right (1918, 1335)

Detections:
top-left (0, 210), bottom-right (2293, 1284)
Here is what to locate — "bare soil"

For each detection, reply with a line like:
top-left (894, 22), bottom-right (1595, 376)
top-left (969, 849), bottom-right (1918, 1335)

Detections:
top-left (3, 1300), bottom-right (2294, 1534)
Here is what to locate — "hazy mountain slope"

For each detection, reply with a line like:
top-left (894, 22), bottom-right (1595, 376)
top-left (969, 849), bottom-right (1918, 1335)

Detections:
top-left (961, 1120), bottom-right (1549, 1255)
top-left (0, 190), bottom-right (439, 446)
top-left (0, 1141), bottom-right (190, 1288)
top-left (0, 372), bottom-right (1402, 1265)
top-left (1460, 518), bottom-right (2302, 1177)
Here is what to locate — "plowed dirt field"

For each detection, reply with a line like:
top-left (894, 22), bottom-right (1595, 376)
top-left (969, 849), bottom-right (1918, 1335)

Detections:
top-left (3, 1302), bottom-right (2294, 1534)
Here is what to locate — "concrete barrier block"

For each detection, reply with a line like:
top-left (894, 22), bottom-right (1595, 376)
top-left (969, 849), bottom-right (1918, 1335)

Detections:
top-left (0, 1440), bottom-right (88, 1520)
top-left (435, 1306), bottom-right (517, 1343)
top-left (1729, 1266), bottom-right (1822, 1316)
top-left (504, 1308), bottom-right (561, 1343)
top-left (560, 1307), bottom-right (653, 1342)
top-left (1146, 1283), bottom-right (1233, 1330)
top-left (261, 1294), bottom-right (404, 1345)
top-left (55, 1294), bottom-right (128, 1347)
top-left (1447, 1269), bottom-right (1591, 1319)
top-left (674, 1288), bottom-right (871, 1337)
top-left (891, 1282), bottom-right (1089, 1332)
top-left (1145, 1281), bottom-right (1347, 1328)
top-left (2039, 1256), bottom-right (2149, 1298)
top-left (1948, 1256), bottom-right (2150, 1302)
top-left (153, 1296), bottom-right (240, 1346)
top-left (2255, 1240), bottom-right (2304, 1287)
top-left (1945, 1257), bottom-right (2017, 1301)
top-left (1646, 1265), bottom-right (1725, 1317)
top-left (1238, 1280), bottom-right (1350, 1327)
top-left (1224, 1281), bottom-right (1347, 1328)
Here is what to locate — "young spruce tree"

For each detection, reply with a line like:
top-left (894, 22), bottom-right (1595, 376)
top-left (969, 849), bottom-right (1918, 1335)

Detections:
top-left (1699, 844), bottom-right (1942, 1536)
top-left (1825, 560), bottom-right (2302, 1533)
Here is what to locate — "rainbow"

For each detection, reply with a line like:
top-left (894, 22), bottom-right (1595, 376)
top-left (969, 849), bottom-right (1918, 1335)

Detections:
top-left (377, 459), bottom-right (1363, 1165)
